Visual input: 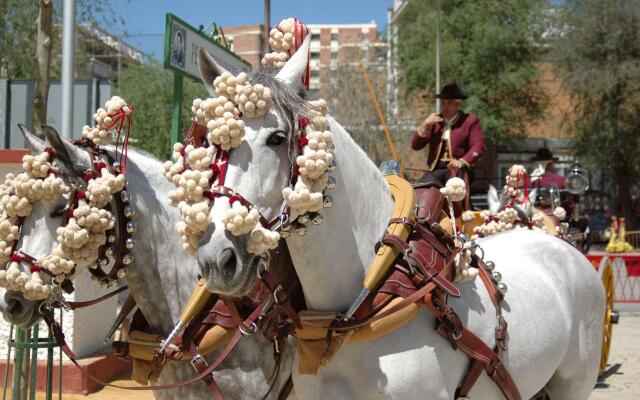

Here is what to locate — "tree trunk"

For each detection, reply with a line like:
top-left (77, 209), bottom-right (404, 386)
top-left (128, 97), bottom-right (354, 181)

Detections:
top-left (32, 0), bottom-right (53, 138)
top-left (615, 168), bottom-right (635, 229)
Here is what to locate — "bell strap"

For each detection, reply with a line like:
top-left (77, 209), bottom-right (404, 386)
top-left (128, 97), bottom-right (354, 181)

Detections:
top-left (259, 268), bottom-right (303, 329)
top-left (65, 285), bottom-right (129, 310)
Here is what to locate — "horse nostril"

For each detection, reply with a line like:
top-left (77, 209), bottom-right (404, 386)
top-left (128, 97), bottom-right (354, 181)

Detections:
top-left (6, 298), bottom-right (24, 316)
top-left (218, 249), bottom-right (237, 282)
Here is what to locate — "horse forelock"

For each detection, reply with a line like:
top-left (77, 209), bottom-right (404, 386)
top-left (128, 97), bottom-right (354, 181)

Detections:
top-left (248, 69), bottom-right (313, 135)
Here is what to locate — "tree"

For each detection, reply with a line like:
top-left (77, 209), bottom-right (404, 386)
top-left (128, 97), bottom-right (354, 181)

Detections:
top-left (115, 63), bottom-right (208, 159)
top-left (552, 0), bottom-right (640, 226)
top-left (0, 0), bottom-right (126, 80)
top-left (396, 0), bottom-right (548, 146)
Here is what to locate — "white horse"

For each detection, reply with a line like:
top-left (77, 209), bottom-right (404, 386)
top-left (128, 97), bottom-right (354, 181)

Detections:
top-left (0, 127), bottom-right (294, 399)
top-left (194, 36), bottom-right (604, 399)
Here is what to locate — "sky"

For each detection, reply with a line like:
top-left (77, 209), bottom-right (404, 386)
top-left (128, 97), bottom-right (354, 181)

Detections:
top-left (108, 0), bottom-right (394, 61)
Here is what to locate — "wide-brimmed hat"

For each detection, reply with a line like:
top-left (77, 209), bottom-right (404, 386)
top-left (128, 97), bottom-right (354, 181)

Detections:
top-left (530, 147), bottom-right (558, 162)
top-left (435, 83), bottom-right (468, 100)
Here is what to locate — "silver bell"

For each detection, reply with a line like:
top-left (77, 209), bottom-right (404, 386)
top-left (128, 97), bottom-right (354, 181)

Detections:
top-left (458, 232), bottom-right (469, 241)
top-left (294, 222), bottom-right (308, 236)
top-left (125, 237), bottom-right (136, 249)
top-left (99, 257), bottom-right (109, 267)
top-left (108, 234), bottom-right (117, 243)
top-left (298, 213), bottom-right (310, 224)
top-left (485, 261), bottom-right (495, 271)
top-left (117, 268), bottom-right (127, 279)
top-left (126, 221), bottom-right (137, 233)
top-left (328, 159), bottom-right (337, 172)
top-left (124, 205), bottom-right (136, 218)
top-left (123, 253), bottom-right (134, 265)
top-left (310, 212), bottom-right (323, 225)
top-left (497, 282), bottom-right (508, 295)
top-left (99, 281), bottom-right (110, 288)
top-left (105, 247), bottom-right (114, 257)
top-left (120, 190), bottom-right (132, 203)
top-left (491, 271), bottom-right (502, 283)
top-left (326, 176), bottom-right (336, 189)
top-left (323, 195), bottom-right (333, 208)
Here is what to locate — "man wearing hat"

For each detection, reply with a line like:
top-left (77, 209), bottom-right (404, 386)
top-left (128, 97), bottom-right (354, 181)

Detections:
top-left (411, 83), bottom-right (486, 187)
top-left (530, 147), bottom-right (565, 189)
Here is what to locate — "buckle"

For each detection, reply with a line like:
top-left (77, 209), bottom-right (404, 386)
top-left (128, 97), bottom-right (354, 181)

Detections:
top-left (190, 354), bottom-right (207, 371)
top-left (239, 322), bottom-right (257, 336)
top-left (272, 284), bottom-right (286, 305)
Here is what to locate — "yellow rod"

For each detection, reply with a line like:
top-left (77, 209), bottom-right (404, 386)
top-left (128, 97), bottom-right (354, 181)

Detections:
top-left (359, 61), bottom-right (400, 163)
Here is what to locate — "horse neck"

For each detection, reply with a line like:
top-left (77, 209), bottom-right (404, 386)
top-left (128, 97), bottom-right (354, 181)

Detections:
top-left (285, 117), bottom-right (395, 311)
top-left (114, 149), bottom-right (199, 334)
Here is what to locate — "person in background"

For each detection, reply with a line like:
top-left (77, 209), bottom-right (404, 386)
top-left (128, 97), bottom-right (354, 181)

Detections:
top-left (411, 83), bottom-right (485, 186)
top-left (529, 147), bottom-right (565, 189)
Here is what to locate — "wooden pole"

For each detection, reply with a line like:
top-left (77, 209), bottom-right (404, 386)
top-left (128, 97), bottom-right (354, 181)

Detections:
top-left (32, 0), bottom-right (53, 137)
top-left (359, 61), bottom-right (400, 162)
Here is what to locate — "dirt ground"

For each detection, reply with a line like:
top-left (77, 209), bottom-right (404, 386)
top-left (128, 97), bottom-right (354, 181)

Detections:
top-left (4, 312), bottom-right (639, 399)
top-left (589, 311), bottom-right (640, 400)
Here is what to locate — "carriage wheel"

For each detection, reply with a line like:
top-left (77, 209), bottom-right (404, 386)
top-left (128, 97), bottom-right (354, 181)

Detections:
top-left (599, 260), bottom-right (615, 377)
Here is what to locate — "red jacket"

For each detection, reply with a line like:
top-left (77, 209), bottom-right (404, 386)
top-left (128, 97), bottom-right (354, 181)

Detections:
top-left (411, 113), bottom-right (486, 171)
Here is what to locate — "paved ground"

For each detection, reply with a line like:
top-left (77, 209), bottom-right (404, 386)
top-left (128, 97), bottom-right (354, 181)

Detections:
top-left (590, 311), bottom-right (640, 400)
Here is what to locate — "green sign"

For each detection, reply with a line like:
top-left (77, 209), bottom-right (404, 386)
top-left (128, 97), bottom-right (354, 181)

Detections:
top-left (164, 13), bottom-right (251, 80)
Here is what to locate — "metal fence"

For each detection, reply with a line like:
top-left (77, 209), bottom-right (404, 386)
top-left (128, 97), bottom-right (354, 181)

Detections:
top-left (1, 79), bottom-right (111, 149)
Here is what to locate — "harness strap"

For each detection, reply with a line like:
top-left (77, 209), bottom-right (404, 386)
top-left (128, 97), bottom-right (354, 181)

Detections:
top-left (42, 299), bottom-right (268, 395)
top-left (66, 285), bottom-right (128, 309)
top-left (260, 268), bottom-right (303, 329)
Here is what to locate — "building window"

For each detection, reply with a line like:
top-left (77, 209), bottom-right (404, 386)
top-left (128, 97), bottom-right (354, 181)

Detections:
top-left (331, 33), bottom-right (338, 41)
top-left (311, 33), bottom-right (320, 41)
top-left (310, 70), bottom-right (320, 79)
top-left (311, 52), bottom-right (320, 61)
top-left (331, 50), bottom-right (337, 60)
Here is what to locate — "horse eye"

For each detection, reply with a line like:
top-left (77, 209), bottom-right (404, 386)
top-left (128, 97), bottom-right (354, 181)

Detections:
top-left (267, 131), bottom-right (287, 146)
top-left (49, 204), bottom-right (66, 218)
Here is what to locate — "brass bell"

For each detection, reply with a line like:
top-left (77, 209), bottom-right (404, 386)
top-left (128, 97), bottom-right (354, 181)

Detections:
top-left (123, 253), bottom-right (134, 265)
top-left (491, 271), bottom-right (502, 283)
top-left (99, 281), bottom-right (110, 288)
top-left (497, 282), bottom-right (508, 295)
top-left (298, 213), bottom-right (310, 224)
top-left (126, 221), bottom-right (136, 233)
top-left (293, 221), bottom-right (308, 236)
top-left (485, 261), bottom-right (495, 271)
top-left (323, 195), bottom-right (333, 208)
top-left (120, 190), bottom-right (132, 203)
top-left (125, 238), bottom-right (136, 249)
top-left (310, 212), bottom-right (323, 225)
top-left (117, 268), bottom-right (127, 279)
top-left (108, 234), bottom-right (117, 243)
top-left (328, 159), bottom-right (337, 172)
top-left (124, 205), bottom-right (136, 218)
top-left (326, 176), bottom-right (336, 189)
top-left (99, 257), bottom-right (109, 267)
top-left (105, 247), bottom-right (114, 257)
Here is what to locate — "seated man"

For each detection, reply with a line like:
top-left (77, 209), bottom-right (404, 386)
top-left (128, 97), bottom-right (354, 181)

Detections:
top-left (411, 83), bottom-right (485, 187)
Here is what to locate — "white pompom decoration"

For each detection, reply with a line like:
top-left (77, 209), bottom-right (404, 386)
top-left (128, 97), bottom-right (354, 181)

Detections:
top-left (440, 177), bottom-right (466, 202)
top-left (246, 224), bottom-right (280, 255)
top-left (222, 202), bottom-right (261, 236)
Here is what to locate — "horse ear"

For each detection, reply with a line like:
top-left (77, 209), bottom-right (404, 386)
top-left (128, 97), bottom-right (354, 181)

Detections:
top-left (275, 35), bottom-right (311, 88)
top-left (528, 188), bottom-right (538, 207)
top-left (42, 125), bottom-right (92, 167)
top-left (197, 47), bottom-right (231, 97)
top-left (487, 184), bottom-right (500, 213)
top-left (17, 124), bottom-right (46, 153)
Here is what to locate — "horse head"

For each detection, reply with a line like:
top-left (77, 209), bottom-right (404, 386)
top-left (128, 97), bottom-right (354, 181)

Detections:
top-left (0, 125), bottom-right (93, 327)
top-left (195, 37), bottom-right (312, 297)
